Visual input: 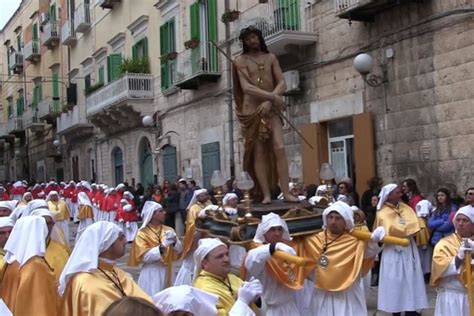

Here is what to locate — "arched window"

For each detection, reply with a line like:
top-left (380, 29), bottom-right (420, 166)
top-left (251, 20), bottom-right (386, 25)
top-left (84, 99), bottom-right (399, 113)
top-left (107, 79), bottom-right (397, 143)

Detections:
top-left (139, 138), bottom-right (153, 187)
top-left (112, 147), bottom-right (124, 186)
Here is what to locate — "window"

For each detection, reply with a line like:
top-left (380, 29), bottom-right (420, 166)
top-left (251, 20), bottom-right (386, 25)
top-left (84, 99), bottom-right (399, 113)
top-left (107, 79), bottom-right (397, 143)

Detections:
top-left (17, 95), bottom-right (24, 116)
top-left (32, 83), bottom-right (42, 108)
top-left (189, 0), bottom-right (218, 74)
top-left (132, 37), bottom-right (148, 61)
top-left (160, 18), bottom-right (176, 91)
top-left (84, 74), bottom-right (91, 91)
top-left (7, 99), bottom-right (13, 118)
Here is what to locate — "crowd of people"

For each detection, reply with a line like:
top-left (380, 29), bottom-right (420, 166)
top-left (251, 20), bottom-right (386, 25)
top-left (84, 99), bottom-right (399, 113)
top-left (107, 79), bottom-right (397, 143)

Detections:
top-left (0, 176), bottom-right (473, 316)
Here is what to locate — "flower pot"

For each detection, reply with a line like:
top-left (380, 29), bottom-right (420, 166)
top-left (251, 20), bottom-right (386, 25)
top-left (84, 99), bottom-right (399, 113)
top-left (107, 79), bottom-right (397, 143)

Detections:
top-left (168, 51), bottom-right (178, 60)
top-left (229, 10), bottom-right (240, 21)
top-left (185, 39), bottom-right (200, 50)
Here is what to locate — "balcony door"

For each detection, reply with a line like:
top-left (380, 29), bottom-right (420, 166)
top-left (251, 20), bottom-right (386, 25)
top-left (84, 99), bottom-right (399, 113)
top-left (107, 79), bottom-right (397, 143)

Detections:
top-left (162, 145), bottom-right (177, 183)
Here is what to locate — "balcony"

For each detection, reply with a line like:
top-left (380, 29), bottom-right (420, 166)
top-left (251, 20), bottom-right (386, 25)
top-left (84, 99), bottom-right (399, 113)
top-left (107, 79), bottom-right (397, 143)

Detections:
top-left (61, 20), bottom-right (77, 46)
top-left (9, 52), bottom-right (23, 74)
top-left (74, 3), bottom-right (91, 33)
top-left (46, 141), bottom-right (62, 159)
top-left (86, 73), bottom-right (154, 135)
top-left (57, 105), bottom-right (94, 140)
top-left (334, 0), bottom-right (413, 21)
top-left (232, 0), bottom-right (317, 56)
top-left (7, 116), bottom-right (24, 134)
top-left (24, 40), bottom-right (41, 63)
top-left (99, 0), bottom-right (121, 9)
top-left (22, 108), bottom-right (44, 133)
top-left (174, 44), bottom-right (220, 90)
top-left (42, 20), bottom-right (60, 48)
top-left (38, 97), bottom-right (61, 123)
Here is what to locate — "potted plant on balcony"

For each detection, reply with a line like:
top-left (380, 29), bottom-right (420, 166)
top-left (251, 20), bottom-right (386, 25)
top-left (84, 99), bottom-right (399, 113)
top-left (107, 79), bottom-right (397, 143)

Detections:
top-left (167, 51), bottom-right (178, 60)
top-left (85, 82), bottom-right (104, 96)
top-left (160, 54), bottom-right (169, 63)
top-left (120, 57), bottom-right (151, 74)
top-left (221, 10), bottom-right (240, 23)
top-left (184, 38), bottom-right (200, 50)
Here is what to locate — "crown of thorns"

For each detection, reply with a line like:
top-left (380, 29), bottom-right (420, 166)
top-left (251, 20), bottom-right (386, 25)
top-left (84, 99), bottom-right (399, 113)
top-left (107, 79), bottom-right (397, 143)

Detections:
top-left (239, 26), bottom-right (263, 41)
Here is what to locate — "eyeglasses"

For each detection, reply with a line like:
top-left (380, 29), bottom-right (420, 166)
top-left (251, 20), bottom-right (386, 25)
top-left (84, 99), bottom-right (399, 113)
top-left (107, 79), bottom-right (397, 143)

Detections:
top-left (467, 192), bottom-right (474, 196)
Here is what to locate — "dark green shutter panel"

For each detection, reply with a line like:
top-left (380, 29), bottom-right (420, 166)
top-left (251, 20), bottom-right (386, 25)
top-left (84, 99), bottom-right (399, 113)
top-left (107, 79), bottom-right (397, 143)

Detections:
top-left (159, 25), bottom-right (165, 55)
top-left (142, 37), bottom-right (149, 58)
top-left (33, 23), bottom-right (38, 40)
top-left (190, 3), bottom-right (200, 41)
top-left (32, 86), bottom-right (38, 107)
top-left (132, 43), bottom-right (138, 61)
top-left (98, 66), bottom-right (104, 84)
top-left (38, 84), bottom-right (43, 101)
top-left (207, 0), bottom-right (218, 72)
top-left (52, 72), bottom-right (59, 98)
top-left (108, 54), bottom-right (122, 81)
top-left (50, 4), bottom-right (56, 21)
top-left (161, 61), bottom-right (168, 90)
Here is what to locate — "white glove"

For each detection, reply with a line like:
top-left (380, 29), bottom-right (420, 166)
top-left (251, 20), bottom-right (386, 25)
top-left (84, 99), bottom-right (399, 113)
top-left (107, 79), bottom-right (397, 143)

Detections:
top-left (237, 278), bottom-right (263, 305)
top-left (164, 230), bottom-right (177, 240)
top-left (224, 207), bottom-right (238, 216)
top-left (371, 226), bottom-right (386, 242)
top-left (162, 231), bottom-right (177, 247)
top-left (275, 242), bottom-right (297, 256)
top-left (457, 246), bottom-right (470, 260)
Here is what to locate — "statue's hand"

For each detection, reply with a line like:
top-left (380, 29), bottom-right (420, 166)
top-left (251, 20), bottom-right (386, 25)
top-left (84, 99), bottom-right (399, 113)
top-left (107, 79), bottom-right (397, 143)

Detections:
top-left (257, 101), bottom-right (272, 117)
top-left (273, 95), bottom-right (285, 109)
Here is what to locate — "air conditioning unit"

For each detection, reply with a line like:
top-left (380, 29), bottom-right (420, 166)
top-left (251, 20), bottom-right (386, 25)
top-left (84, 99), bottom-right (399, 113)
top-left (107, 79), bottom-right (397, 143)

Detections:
top-left (283, 70), bottom-right (300, 94)
top-left (40, 12), bottom-right (49, 25)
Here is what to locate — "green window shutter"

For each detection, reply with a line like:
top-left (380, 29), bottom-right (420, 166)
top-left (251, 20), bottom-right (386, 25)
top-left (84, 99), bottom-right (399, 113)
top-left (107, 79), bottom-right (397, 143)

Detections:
top-left (50, 4), bottom-right (57, 21)
top-left (142, 37), bottom-right (149, 58)
top-left (108, 54), bottom-right (122, 81)
top-left (207, 0), bottom-right (218, 72)
top-left (190, 2), bottom-right (200, 41)
top-left (161, 61), bottom-right (168, 91)
top-left (98, 66), bottom-right (104, 84)
top-left (160, 24), bottom-right (165, 55)
top-left (17, 97), bottom-right (24, 115)
top-left (8, 105), bottom-right (12, 117)
top-left (52, 71), bottom-right (59, 98)
top-left (38, 83), bottom-right (43, 101)
top-left (33, 23), bottom-right (38, 40)
top-left (32, 86), bottom-right (38, 107)
top-left (132, 43), bottom-right (138, 61)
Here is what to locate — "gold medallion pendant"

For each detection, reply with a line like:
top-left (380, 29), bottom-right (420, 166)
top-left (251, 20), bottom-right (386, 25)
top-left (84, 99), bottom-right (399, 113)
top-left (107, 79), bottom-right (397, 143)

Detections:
top-left (318, 254), bottom-right (329, 268)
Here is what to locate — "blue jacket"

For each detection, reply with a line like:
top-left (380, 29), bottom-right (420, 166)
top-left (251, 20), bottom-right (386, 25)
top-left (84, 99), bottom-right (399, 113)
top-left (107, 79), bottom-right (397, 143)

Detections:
top-left (428, 205), bottom-right (457, 245)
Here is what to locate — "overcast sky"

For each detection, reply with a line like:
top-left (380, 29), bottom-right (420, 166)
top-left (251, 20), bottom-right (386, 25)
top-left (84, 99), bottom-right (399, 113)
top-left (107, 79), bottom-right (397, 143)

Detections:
top-left (0, 0), bottom-right (21, 30)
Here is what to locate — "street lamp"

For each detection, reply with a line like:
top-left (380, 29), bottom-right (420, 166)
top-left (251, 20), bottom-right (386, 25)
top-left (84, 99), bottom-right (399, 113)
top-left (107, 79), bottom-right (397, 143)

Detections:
top-left (353, 52), bottom-right (392, 87)
top-left (142, 115), bottom-right (154, 127)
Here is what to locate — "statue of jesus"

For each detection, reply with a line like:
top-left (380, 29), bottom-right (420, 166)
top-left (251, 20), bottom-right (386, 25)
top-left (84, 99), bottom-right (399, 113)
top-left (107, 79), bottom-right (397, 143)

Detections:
top-left (233, 26), bottom-right (299, 204)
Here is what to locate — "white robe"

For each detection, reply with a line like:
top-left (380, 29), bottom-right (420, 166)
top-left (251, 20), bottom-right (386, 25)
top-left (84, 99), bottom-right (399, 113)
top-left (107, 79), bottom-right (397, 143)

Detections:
top-left (55, 219), bottom-right (70, 247)
top-left (138, 240), bottom-right (183, 296)
top-left (377, 238), bottom-right (429, 313)
top-left (76, 218), bottom-right (94, 241)
top-left (117, 221), bottom-right (138, 242)
top-left (434, 257), bottom-right (469, 316)
top-left (310, 240), bottom-right (382, 316)
top-left (229, 300), bottom-right (256, 316)
top-left (174, 253), bottom-right (195, 286)
top-left (418, 244), bottom-right (432, 274)
top-left (244, 245), bottom-right (301, 316)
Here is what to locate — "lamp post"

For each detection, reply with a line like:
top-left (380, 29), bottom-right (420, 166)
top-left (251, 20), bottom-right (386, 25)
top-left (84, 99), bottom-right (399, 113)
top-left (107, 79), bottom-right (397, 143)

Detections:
top-left (210, 170), bottom-right (226, 216)
top-left (319, 163), bottom-right (336, 204)
top-left (353, 53), bottom-right (390, 87)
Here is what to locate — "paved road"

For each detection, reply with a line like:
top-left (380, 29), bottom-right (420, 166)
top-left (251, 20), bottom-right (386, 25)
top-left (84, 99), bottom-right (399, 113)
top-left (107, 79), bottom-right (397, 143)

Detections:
top-left (69, 222), bottom-right (437, 315)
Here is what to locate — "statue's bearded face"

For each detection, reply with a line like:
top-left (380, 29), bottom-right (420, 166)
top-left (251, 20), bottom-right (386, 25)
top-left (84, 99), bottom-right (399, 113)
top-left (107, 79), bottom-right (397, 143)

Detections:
top-left (243, 33), bottom-right (261, 51)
